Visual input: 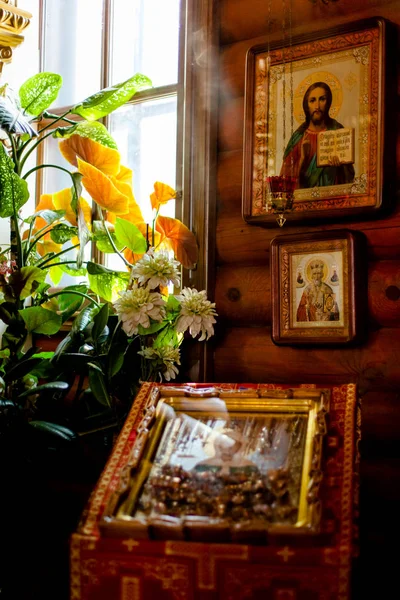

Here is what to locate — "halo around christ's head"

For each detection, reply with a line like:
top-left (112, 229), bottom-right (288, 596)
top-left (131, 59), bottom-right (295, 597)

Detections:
top-left (294, 71), bottom-right (343, 125)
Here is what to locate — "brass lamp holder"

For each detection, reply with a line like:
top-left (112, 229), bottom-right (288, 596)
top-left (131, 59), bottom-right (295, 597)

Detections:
top-left (264, 0), bottom-right (296, 227)
top-left (265, 175), bottom-right (296, 227)
top-left (0, 1), bottom-right (32, 76)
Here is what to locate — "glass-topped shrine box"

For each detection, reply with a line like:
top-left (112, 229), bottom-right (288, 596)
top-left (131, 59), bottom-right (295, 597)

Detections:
top-left (71, 382), bottom-right (359, 600)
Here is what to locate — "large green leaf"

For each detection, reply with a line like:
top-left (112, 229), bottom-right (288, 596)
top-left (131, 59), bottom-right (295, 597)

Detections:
top-left (107, 341), bottom-right (127, 379)
top-left (18, 380), bottom-right (68, 399)
top-left (4, 357), bottom-right (43, 382)
top-left (24, 208), bottom-right (65, 225)
top-left (0, 145), bottom-right (29, 217)
top-left (92, 303), bottom-right (109, 343)
top-left (71, 305), bottom-right (100, 334)
top-left (32, 352), bottom-right (54, 360)
top-left (51, 123), bottom-right (79, 138)
top-left (138, 321), bottom-right (167, 336)
top-left (53, 120), bottom-right (118, 149)
top-left (8, 266), bottom-right (46, 300)
top-left (88, 268), bottom-right (129, 303)
top-left (92, 220), bottom-right (124, 254)
top-left (87, 261), bottom-right (115, 275)
top-left (76, 197), bottom-right (91, 269)
top-left (0, 84), bottom-right (37, 136)
top-left (57, 284), bottom-right (88, 312)
top-left (153, 325), bottom-right (182, 349)
top-left (19, 306), bottom-right (62, 334)
top-left (114, 218), bottom-right (147, 253)
top-left (49, 265), bottom-right (64, 286)
top-left (59, 263), bottom-right (87, 277)
top-left (55, 284), bottom-right (88, 322)
top-left (88, 364), bottom-right (111, 408)
top-left (50, 223), bottom-right (78, 244)
top-left (19, 72), bottom-right (63, 117)
top-left (166, 294), bottom-right (181, 316)
top-left (71, 74), bottom-right (152, 121)
top-left (28, 420), bottom-right (78, 444)
top-left (70, 171), bottom-right (83, 215)
top-left (51, 333), bottom-right (74, 362)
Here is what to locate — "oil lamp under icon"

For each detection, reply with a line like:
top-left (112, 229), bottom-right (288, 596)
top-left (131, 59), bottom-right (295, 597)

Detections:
top-left (265, 175), bottom-right (297, 227)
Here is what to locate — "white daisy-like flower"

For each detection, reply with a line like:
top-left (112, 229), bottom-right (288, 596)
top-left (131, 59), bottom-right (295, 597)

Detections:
top-left (113, 284), bottom-right (166, 336)
top-left (130, 249), bottom-right (180, 290)
top-left (175, 287), bottom-right (217, 341)
top-left (138, 345), bottom-right (181, 381)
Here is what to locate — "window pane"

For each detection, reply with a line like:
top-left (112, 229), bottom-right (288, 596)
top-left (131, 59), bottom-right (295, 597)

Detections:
top-left (111, 0), bottom-right (180, 87)
top-left (108, 96), bottom-right (177, 223)
top-left (42, 0), bottom-right (103, 107)
top-left (42, 135), bottom-right (76, 194)
top-left (105, 96), bottom-right (177, 271)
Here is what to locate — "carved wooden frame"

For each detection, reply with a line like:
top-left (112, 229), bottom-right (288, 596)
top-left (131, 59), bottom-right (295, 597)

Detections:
top-left (271, 230), bottom-right (366, 345)
top-left (242, 17), bottom-right (395, 226)
top-left (100, 385), bottom-right (330, 543)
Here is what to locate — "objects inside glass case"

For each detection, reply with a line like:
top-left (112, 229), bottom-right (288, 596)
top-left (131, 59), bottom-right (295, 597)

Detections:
top-left (101, 386), bottom-right (329, 542)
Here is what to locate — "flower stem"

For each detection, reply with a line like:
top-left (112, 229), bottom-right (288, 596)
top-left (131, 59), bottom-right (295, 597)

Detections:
top-left (44, 290), bottom-right (100, 308)
top-left (99, 211), bottom-right (133, 269)
top-left (22, 163), bottom-right (74, 181)
top-left (19, 128), bottom-right (64, 173)
top-left (36, 242), bottom-right (80, 267)
top-left (43, 260), bottom-right (88, 269)
top-left (7, 133), bottom-right (19, 172)
top-left (25, 228), bottom-right (51, 259)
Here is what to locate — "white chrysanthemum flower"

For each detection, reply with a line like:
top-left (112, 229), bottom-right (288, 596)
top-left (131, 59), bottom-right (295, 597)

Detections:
top-left (138, 345), bottom-right (181, 381)
top-left (113, 285), bottom-right (166, 336)
top-left (130, 249), bottom-right (180, 290)
top-left (175, 287), bottom-right (217, 341)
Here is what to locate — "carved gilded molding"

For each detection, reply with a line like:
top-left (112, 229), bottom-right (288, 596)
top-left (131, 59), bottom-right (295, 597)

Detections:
top-left (0, 0), bottom-right (31, 73)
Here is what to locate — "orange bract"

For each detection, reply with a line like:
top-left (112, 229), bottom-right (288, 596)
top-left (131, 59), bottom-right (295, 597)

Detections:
top-left (32, 194), bottom-right (54, 237)
top-left (77, 158), bottom-right (130, 215)
top-left (59, 135), bottom-right (121, 176)
top-left (150, 181), bottom-right (176, 211)
top-left (107, 181), bottom-right (144, 225)
top-left (156, 215), bottom-right (198, 269)
top-left (52, 188), bottom-right (91, 227)
top-left (36, 239), bottom-right (62, 257)
top-left (115, 165), bottom-right (133, 185)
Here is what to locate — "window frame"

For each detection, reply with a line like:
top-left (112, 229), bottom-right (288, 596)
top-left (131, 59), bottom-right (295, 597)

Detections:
top-left (176, 0), bottom-right (218, 380)
top-left (35, 0), bottom-right (218, 380)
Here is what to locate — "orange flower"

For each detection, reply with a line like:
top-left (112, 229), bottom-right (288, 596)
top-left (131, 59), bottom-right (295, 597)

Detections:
top-left (156, 215), bottom-right (198, 269)
top-left (24, 189), bottom-right (91, 247)
top-left (150, 181), bottom-right (176, 211)
top-left (77, 158), bottom-right (130, 215)
top-left (59, 135), bottom-right (120, 176)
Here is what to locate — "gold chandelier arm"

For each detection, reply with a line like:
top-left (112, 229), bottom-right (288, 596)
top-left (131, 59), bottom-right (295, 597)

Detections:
top-left (0, 1), bottom-right (32, 75)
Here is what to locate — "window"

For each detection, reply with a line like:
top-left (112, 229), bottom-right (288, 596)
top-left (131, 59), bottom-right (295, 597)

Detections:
top-left (0, 0), bottom-right (180, 267)
top-left (0, 0), bottom-right (218, 376)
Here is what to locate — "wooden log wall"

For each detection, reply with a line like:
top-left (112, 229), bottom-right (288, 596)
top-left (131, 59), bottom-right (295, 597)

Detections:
top-left (215, 0), bottom-right (400, 596)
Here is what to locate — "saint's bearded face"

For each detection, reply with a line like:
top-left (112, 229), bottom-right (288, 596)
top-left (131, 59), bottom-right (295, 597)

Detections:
top-left (310, 261), bottom-right (324, 285)
top-left (307, 87), bottom-right (328, 126)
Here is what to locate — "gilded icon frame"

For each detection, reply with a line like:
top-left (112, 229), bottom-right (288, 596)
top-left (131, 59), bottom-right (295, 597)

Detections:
top-left (242, 17), bottom-right (395, 225)
top-left (270, 230), bottom-right (366, 345)
top-left (100, 385), bottom-right (330, 543)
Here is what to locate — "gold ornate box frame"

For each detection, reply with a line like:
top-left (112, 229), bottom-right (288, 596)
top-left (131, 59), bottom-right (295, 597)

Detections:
top-left (100, 385), bottom-right (330, 543)
top-left (242, 17), bottom-right (396, 225)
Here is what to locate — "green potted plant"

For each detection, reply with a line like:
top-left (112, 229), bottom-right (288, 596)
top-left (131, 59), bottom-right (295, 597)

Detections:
top-left (0, 72), bottom-right (217, 472)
